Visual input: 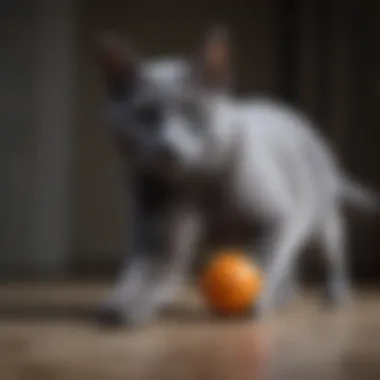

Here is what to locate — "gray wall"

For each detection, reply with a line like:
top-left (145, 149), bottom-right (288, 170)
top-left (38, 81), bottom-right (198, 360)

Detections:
top-left (0, 0), bottom-right (75, 277)
top-left (1, 2), bottom-right (36, 274)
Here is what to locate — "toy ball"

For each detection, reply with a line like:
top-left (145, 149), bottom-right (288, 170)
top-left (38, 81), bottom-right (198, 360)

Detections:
top-left (200, 250), bottom-right (263, 316)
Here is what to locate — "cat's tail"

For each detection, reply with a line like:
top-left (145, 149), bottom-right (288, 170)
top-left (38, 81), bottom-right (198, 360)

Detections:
top-left (340, 178), bottom-right (380, 213)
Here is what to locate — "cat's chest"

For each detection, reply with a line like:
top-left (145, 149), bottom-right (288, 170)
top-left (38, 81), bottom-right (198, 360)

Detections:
top-left (199, 178), bottom-right (265, 248)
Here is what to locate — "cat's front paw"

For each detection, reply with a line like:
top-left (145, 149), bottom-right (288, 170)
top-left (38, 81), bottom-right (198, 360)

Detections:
top-left (96, 303), bottom-right (156, 329)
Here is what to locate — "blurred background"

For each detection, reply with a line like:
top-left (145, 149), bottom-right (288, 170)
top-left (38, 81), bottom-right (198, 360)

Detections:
top-left (1, 0), bottom-right (379, 283)
top-left (1, 1), bottom-right (380, 379)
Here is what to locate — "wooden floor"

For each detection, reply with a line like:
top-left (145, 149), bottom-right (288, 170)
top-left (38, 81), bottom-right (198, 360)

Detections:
top-left (0, 283), bottom-right (379, 380)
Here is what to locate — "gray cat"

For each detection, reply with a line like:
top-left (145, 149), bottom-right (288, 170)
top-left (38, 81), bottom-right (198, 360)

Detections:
top-left (96, 27), bottom-right (378, 327)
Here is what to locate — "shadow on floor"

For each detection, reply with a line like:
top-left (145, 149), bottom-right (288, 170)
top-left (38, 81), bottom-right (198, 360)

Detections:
top-left (0, 302), bottom-right (258, 327)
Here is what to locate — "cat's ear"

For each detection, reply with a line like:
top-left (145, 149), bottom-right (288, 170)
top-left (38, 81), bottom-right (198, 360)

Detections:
top-left (96, 31), bottom-right (139, 98)
top-left (96, 30), bottom-right (137, 73)
top-left (197, 25), bottom-right (233, 90)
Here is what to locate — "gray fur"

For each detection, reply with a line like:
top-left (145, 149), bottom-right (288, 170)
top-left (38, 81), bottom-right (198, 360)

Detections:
top-left (97, 32), bottom-right (377, 327)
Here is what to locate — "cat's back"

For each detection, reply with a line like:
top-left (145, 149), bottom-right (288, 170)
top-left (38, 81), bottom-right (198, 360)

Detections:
top-left (234, 97), bottom-right (341, 188)
top-left (235, 98), bottom-right (312, 142)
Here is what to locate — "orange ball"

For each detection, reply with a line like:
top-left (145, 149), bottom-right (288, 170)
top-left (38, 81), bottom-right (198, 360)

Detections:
top-left (200, 250), bottom-right (263, 316)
